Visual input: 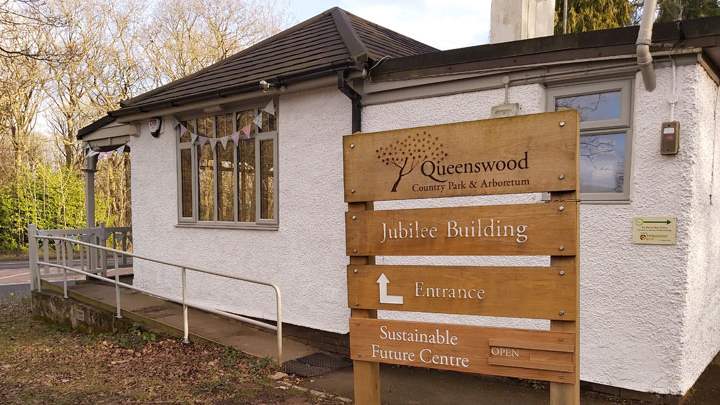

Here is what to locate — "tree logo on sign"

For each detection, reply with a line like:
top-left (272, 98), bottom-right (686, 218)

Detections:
top-left (376, 131), bottom-right (447, 192)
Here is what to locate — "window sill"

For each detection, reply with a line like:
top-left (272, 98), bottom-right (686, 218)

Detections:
top-left (580, 199), bottom-right (631, 205)
top-left (175, 222), bottom-right (279, 231)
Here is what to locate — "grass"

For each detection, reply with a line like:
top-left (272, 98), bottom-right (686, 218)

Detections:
top-left (0, 251), bottom-right (27, 261)
top-left (0, 296), bottom-right (341, 404)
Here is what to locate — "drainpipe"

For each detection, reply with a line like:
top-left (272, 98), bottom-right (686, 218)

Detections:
top-left (337, 70), bottom-right (362, 133)
top-left (637, 0), bottom-right (658, 91)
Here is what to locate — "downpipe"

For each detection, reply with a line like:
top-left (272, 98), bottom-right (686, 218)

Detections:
top-left (337, 70), bottom-right (363, 133)
top-left (637, 0), bottom-right (658, 91)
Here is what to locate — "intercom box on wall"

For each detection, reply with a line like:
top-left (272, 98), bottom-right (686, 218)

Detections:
top-left (661, 121), bottom-right (680, 155)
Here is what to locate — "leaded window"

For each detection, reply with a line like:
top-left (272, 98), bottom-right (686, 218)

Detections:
top-left (177, 104), bottom-right (278, 227)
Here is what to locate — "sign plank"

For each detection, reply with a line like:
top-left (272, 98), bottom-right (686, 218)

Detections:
top-left (346, 201), bottom-right (577, 256)
top-left (350, 318), bottom-right (576, 384)
top-left (343, 111), bottom-right (579, 202)
top-left (347, 264), bottom-right (576, 320)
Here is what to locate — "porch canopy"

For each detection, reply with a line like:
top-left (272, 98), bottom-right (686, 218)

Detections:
top-left (77, 115), bottom-right (136, 228)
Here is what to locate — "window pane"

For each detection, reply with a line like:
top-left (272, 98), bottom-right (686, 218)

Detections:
top-left (217, 144), bottom-right (234, 221)
top-left (580, 132), bottom-right (626, 194)
top-left (237, 111), bottom-right (256, 222)
top-left (260, 139), bottom-right (274, 220)
top-left (180, 120), bottom-right (191, 143)
top-left (180, 148), bottom-right (192, 217)
top-left (216, 114), bottom-right (232, 137)
top-left (260, 110), bottom-right (276, 132)
top-left (197, 144), bottom-right (214, 220)
top-left (197, 116), bottom-right (214, 137)
top-left (236, 110), bottom-right (255, 136)
top-left (556, 91), bottom-right (621, 122)
top-left (237, 139), bottom-right (255, 222)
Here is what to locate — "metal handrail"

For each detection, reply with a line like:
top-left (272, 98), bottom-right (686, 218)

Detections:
top-left (30, 234), bottom-right (283, 364)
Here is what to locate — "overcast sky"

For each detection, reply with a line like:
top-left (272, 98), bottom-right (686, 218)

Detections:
top-left (288, 0), bottom-right (492, 50)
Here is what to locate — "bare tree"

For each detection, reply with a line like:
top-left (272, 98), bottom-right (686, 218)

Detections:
top-left (43, 0), bottom-right (106, 169)
top-left (143, 0), bottom-right (289, 85)
top-left (0, 0), bottom-right (67, 61)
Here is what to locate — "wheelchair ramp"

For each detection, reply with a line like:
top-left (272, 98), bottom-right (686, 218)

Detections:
top-left (49, 279), bottom-right (318, 363)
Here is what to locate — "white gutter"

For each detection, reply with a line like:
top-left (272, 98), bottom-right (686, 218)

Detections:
top-left (637, 0), bottom-right (658, 91)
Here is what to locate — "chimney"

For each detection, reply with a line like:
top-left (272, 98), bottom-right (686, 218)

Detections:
top-left (490, 0), bottom-right (556, 43)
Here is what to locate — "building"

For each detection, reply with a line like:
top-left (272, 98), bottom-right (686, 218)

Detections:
top-left (78, 4), bottom-right (720, 399)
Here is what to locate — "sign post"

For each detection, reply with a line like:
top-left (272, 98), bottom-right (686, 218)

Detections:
top-left (343, 111), bottom-right (580, 404)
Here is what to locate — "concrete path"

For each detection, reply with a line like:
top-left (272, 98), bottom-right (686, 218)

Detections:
top-left (61, 281), bottom-right (317, 363)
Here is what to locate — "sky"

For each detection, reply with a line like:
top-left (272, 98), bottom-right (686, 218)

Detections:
top-left (286, 0), bottom-right (492, 50)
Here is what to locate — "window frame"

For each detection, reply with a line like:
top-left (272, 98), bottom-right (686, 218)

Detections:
top-left (175, 104), bottom-right (279, 230)
top-left (546, 79), bottom-right (633, 202)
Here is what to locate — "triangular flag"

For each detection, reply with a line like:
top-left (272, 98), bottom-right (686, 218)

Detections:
top-left (231, 132), bottom-right (240, 145)
top-left (115, 144), bottom-right (126, 154)
top-left (253, 113), bottom-right (263, 128)
top-left (198, 136), bottom-right (208, 146)
top-left (242, 124), bottom-right (252, 137)
top-left (209, 138), bottom-right (218, 151)
top-left (191, 133), bottom-right (198, 144)
top-left (263, 100), bottom-right (275, 115)
top-left (220, 136), bottom-right (229, 149)
top-left (178, 124), bottom-right (188, 137)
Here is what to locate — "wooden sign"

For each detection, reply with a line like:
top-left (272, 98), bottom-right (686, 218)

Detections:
top-left (343, 111), bottom-right (578, 202)
top-left (350, 318), bottom-right (576, 384)
top-left (347, 264), bottom-right (576, 320)
top-left (346, 201), bottom-right (576, 256)
top-left (343, 111), bottom-right (580, 405)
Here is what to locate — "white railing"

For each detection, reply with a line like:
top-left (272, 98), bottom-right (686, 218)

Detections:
top-left (27, 224), bottom-right (283, 364)
top-left (30, 224), bottom-right (133, 272)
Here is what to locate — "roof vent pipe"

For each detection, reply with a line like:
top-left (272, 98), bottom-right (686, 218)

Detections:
top-left (637, 0), bottom-right (658, 91)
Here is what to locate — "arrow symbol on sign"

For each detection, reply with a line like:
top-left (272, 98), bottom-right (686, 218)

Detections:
top-left (644, 220), bottom-right (672, 225)
top-left (377, 273), bottom-right (404, 305)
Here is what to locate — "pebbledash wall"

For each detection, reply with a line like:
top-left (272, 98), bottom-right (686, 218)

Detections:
top-left (129, 63), bottom-right (720, 395)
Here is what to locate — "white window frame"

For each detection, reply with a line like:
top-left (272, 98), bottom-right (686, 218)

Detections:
top-left (175, 104), bottom-right (279, 229)
top-left (546, 79), bottom-right (633, 202)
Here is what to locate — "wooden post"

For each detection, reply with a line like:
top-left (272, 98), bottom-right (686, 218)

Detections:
top-left (349, 201), bottom-right (381, 405)
top-left (342, 112), bottom-right (580, 405)
top-left (27, 224), bottom-right (38, 291)
top-left (549, 192), bottom-right (580, 404)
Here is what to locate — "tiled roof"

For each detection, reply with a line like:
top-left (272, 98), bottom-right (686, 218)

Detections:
top-left (114, 7), bottom-right (437, 113)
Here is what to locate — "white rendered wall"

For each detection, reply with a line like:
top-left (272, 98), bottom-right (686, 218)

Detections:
top-left (680, 65), bottom-right (720, 393)
top-left (361, 66), bottom-right (714, 395)
top-left (127, 65), bottom-right (720, 395)
top-left (130, 86), bottom-right (352, 333)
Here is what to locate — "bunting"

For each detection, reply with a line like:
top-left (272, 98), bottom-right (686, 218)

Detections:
top-left (263, 99), bottom-right (275, 115)
top-left (85, 144), bottom-right (127, 159)
top-left (241, 124), bottom-right (252, 138)
top-left (253, 113), bottom-right (263, 129)
top-left (174, 100), bottom-right (276, 147)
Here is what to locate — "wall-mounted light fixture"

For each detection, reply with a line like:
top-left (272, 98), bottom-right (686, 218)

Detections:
top-left (149, 117), bottom-right (162, 138)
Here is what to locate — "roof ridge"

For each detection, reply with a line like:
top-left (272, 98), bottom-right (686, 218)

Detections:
top-left (341, 9), bottom-right (439, 55)
top-left (119, 8), bottom-right (342, 109)
top-left (329, 7), bottom-right (368, 64)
